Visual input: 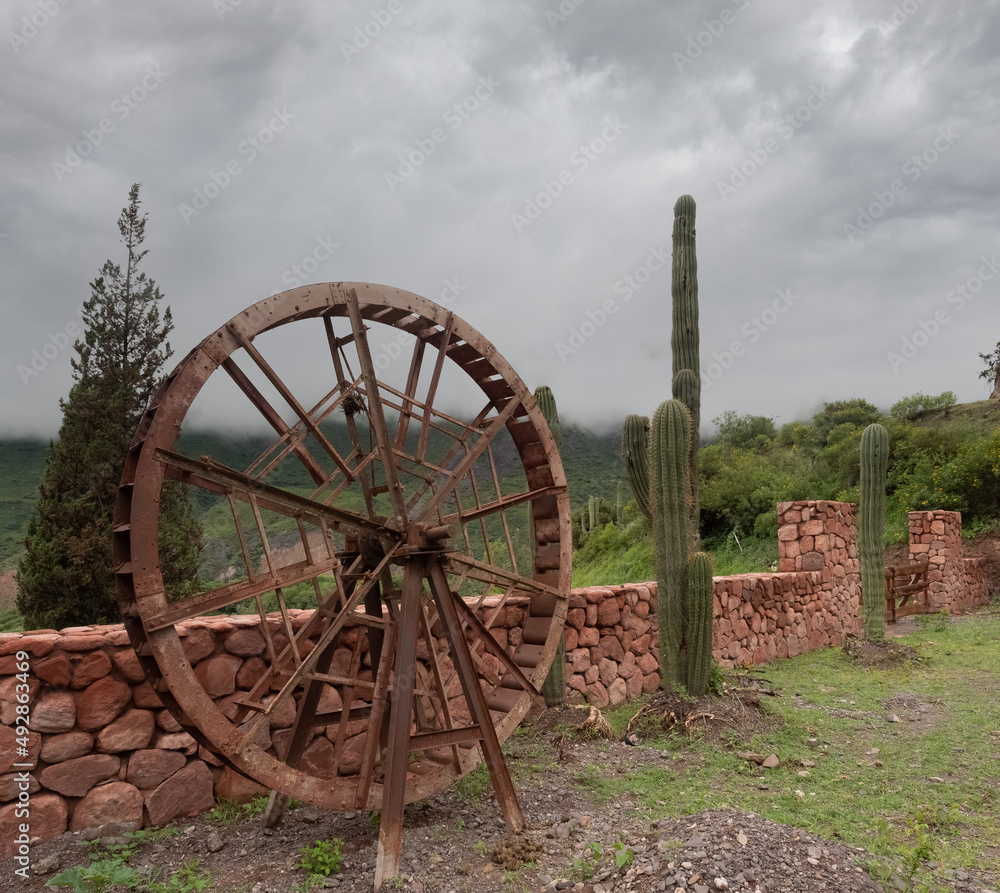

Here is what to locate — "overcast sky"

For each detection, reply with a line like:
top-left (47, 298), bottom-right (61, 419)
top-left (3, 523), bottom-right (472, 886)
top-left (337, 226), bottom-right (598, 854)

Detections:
top-left (3, 0), bottom-right (999, 439)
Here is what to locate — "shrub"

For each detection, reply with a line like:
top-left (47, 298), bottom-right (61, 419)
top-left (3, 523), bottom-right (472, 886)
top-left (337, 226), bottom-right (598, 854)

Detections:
top-left (890, 391), bottom-right (957, 419)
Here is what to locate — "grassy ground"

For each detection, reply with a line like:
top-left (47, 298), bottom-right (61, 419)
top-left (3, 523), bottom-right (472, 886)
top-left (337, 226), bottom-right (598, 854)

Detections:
top-left (564, 612), bottom-right (1000, 886)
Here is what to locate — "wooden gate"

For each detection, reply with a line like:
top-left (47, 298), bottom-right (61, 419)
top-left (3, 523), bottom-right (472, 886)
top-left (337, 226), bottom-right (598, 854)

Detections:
top-left (884, 558), bottom-right (930, 622)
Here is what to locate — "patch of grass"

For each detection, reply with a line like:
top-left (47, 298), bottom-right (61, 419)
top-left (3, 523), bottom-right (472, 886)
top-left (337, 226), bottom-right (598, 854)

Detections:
top-left (206, 795), bottom-right (268, 826)
top-left (456, 763), bottom-right (491, 801)
top-left (148, 859), bottom-right (213, 893)
top-left (569, 617), bottom-right (1000, 879)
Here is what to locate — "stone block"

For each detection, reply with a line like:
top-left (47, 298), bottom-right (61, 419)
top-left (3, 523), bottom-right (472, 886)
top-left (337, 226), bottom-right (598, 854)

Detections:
top-left (76, 676), bottom-right (132, 731)
top-left (126, 748), bottom-right (187, 790)
top-left (0, 794), bottom-right (67, 855)
top-left (40, 754), bottom-right (120, 797)
top-left (28, 689), bottom-right (76, 734)
top-left (97, 708), bottom-right (156, 753)
top-left (34, 652), bottom-right (72, 687)
top-left (40, 731), bottom-right (94, 764)
top-left (70, 782), bottom-right (144, 832)
top-left (194, 653), bottom-right (242, 698)
top-left (145, 760), bottom-right (215, 826)
top-left (70, 651), bottom-right (113, 689)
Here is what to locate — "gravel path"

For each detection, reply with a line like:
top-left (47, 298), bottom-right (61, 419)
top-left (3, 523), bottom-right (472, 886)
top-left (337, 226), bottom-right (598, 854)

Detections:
top-left (6, 726), bottom-right (999, 893)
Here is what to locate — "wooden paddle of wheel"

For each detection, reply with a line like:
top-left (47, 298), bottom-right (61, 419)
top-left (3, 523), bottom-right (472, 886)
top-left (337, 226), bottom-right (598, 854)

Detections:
top-left (113, 283), bottom-right (570, 890)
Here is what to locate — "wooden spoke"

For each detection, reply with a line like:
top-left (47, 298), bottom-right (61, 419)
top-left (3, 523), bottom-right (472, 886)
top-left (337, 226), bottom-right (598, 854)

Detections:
top-left (221, 357), bottom-right (328, 486)
top-left (156, 448), bottom-right (397, 538)
top-left (226, 325), bottom-right (356, 482)
top-left (442, 552), bottom-right (562, 599)
top-left (416, 312), bottom-right (454, 462)
top-left (345, 289), bottom-right (407, 523)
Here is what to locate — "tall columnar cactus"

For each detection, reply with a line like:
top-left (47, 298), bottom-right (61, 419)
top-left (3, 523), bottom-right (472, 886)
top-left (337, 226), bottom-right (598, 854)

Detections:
top-left (616, 480), bottom-right (624, 525)
top-left (534, 385), bottom-right (562, 449)
top-left (722, 433), bottom-right (732, 466)
top-left (534, 385), bottom-right (566, 706)
top-left (671, 195), bottom-right (701, 537)
top-left (622, 415), bottom-right (652, 520)
top-left (685, 551), bottom-right (715, 697)
top-left (859, 423), bottom-right (889, 641)
top-left (651, 399), bottom-right (691, 690)
top-left (588, 495), bottom-right (597, 531)
top-left (624, 193), bottom-right (712, 694)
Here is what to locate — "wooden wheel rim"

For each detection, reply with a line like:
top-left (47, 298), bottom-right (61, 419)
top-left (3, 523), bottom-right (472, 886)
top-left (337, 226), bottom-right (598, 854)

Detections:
top-left (114, 282), bottom-right (571, 810)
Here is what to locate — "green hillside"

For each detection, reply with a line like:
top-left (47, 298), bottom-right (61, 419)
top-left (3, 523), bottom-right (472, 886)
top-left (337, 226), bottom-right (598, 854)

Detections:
top-left (0, 440), bottom-right (50, 572)
top-left (0, 418), bottom-right (620, 572)
top-left (2, 394), bottom-right (997, 598)
top-left (572, 396), bottom-right (1000, 587)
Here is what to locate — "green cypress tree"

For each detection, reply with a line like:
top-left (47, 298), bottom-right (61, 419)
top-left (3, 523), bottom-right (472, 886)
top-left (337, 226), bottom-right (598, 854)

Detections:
top-left (17, 184), bottom-right (202, 629)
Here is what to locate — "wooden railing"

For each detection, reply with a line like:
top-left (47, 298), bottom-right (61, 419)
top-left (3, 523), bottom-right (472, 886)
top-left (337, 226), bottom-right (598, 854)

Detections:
top-left (884, 558), bottom-right (929, 622)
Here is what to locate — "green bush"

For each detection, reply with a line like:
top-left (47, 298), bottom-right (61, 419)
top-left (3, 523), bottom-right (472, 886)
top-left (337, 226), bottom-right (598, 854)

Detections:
top-left (890, 390), bottom-right (957, 419)
top-left (893, 429), bottom-right (1000, 519)
top-left (711, 410), bottom-right (777, 448)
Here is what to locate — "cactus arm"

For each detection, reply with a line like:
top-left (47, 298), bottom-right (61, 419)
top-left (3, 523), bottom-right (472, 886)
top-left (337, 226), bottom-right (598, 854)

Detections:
top-left (685, 551), bottom-right (714, 696)
top-left (622, 414), bottom-right (653, 520)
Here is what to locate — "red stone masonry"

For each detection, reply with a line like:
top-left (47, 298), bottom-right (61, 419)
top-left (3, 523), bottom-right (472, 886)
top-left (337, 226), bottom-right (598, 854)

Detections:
top-left (0, 503), bottom-right (990, 852)
top-left (908, 510), bottom-right (989, 612)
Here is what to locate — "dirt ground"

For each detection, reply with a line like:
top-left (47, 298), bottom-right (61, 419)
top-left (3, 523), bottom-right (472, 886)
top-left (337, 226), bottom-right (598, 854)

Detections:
top-left (0, 572), bottom-right (17, 613)
top-left (5, 680), bottom-right (999, 893)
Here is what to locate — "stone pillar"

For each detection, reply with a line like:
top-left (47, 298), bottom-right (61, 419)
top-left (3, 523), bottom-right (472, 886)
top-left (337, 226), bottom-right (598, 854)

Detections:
top-left (777, 500), bottom-right (858, 584)
top-left (907, 510), bottom-right (987, 612)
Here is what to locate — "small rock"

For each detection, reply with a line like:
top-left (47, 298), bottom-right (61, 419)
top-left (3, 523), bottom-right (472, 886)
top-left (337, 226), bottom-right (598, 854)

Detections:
top-left (761, 755), bottom-right (780, 769)
top-left (35, 853), bottom-right (61, 874)
top-left (206, 830), bottom-right (224, 853)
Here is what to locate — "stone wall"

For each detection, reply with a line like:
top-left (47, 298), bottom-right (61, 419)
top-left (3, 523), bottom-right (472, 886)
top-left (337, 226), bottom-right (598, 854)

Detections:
top-left (908, 510), bottom-right (989, 612)
top-left (0, 503), bottom-right (990, 852)
top-left (561, 502), bottom-right (864, 710)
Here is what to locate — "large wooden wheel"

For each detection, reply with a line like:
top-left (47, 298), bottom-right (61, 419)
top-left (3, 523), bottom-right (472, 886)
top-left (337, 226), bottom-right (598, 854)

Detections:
top-left (113, 283), bottom-right (570, 885)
